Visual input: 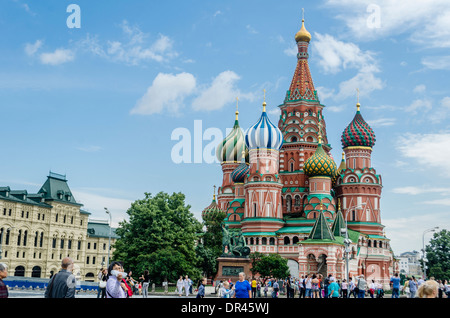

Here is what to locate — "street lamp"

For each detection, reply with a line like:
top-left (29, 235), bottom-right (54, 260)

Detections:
top-left (104, 207), bottom-right (112, 268)
top-left (422, 226), bottom-right (439, 279)
top-left (341, 202), bottom-right (367, 286)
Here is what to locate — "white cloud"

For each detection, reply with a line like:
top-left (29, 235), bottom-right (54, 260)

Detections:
top-left (72, 190), bottom-right (132, 227)
top-left (79, 20), bottom-right (178, 66)
top-left (311, 33), bottom-right (383, 101)
top-left (192, 71), bottom-right (254, 112)
top-left (404, 98), bottom-right (432, 115)
top-left (422, 56), bottom-right (450, 70)
top-left (366, 117), bottom-right (396, 127)
top-left (246, 25), bottom-right (258, 34)
top-left (413, 84), bottom-right (426, 94)
top-left (39, 48), bottom-right (75, 65)
top-left (324, 0), bottom-right (450, 48)
top-left (25, 40), bottom-right (42, 56)
top-left (392, 186), bottom-right (450, 196)
top-left (383, 211), bottom-right (450, 253)
top-left (131, 72), bottom-right (196, 115)
top-left (76, 145), bottom-right (103, 153)
top-left (397, 133), bottom-right (450, 177)
top-left (283, 43), bottom-right (298, 57)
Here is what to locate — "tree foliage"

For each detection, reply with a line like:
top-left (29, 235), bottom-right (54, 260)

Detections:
top-left (250, 253), bottom-right (290, 279)
top-left (112, 192), bottom-right (202, 284)
top-left (196, 207), bottom-right (226, 278)
top-left (425, 229), bottom-right (450, 281)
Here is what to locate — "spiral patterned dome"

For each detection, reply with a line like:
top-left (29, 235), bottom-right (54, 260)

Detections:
top-left (245, 102), bottom-right (283, 151)
top-left (216, 112), bottom-right (247, 163)
top-left (202, 195), bottom-right (225, 222)
top-left (341, 103), bottom-right (376, 149)
top-left (231, 162), bottom-right (250, 183)
top-left (304, 137), bottom-right (337, 178)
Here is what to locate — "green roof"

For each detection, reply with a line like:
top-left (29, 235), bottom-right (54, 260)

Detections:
top-left (276, 226), bottom-right (313, 234)
top-left (38, 172), bottom-right (82, 206)
top-left (308, 211), bottom-right (335, 240)
top-left (87, 221), bottom-right (119, 239)
top-left (331, 209), bottom-right (346, 237)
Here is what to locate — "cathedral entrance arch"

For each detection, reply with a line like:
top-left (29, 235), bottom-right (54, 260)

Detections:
top-left (287, 259), bottom-right (299, 279)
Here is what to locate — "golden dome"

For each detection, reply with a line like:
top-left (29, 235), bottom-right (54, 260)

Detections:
top-left (295, 19), bottom-right (311, 43)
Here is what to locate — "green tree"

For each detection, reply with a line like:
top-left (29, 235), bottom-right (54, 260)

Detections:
top-left (112, 192), bottom-right (203, 284)
top-left (425, 229), bottom-right (450, 281)
top-left (196, 202), bottom-right (226, 278)
top-left (250, 253), bottom-right (290, 279)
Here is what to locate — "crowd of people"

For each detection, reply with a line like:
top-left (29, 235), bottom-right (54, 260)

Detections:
top-left (0, 259), bottom-right (449, 299)
top-left (215, 272), bottom-right (450, 299)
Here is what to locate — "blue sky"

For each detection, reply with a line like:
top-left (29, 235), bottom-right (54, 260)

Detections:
top-left (1, 0), bottom-right (450, 254)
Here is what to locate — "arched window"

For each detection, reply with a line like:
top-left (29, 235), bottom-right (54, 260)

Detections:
top-left (293, 236), bottom-right (299, 245)
top-left (286, 195), bottom-right (292, 212)
top-left (269, 238), bottom-right (275, 245)
top-left (262, 238), bottom-right (267, 245)
top-left (32, 266), bottom-right (41, 278)
top-left (284, 237), bottom-right (290, 245)
top-left (295, 195), bottom-right (301, 206)
top-left (14, 266), bottom-right (25, 277)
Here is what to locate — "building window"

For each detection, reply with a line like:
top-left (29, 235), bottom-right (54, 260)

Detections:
top-left (55, 214), bottom-right (58, 222)
top-left (60, 239), bottom-right (64, 249)
top-left (87, 242), bottom-right (91, 249)
top-left (52, 238), bottom-right (57, 249)
top-left (86, 257), bottom-right (90, 265)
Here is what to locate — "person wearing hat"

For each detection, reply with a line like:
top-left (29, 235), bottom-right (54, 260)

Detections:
top-left (328, 276), bottom-right (340, 298)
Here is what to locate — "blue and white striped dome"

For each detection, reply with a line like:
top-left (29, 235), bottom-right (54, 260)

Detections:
top-left (245, 103), bottom-right (283, 151)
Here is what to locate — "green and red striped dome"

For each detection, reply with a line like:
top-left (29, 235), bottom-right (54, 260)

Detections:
top-left (341, 104), bottom-right (376, 148)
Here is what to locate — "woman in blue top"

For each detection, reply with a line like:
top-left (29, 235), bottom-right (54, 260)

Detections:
top-left (328, 277), bottom-right (340, 298)
top-left (233, 272), bottom-right (251, 298)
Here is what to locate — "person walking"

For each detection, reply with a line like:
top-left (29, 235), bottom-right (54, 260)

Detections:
top-left (356, 275), bottom-right (367, 298)
top-left (234, 272), bottom-right (251, 298)
top-left (44, 257), bottom-right (76, 298)
top-left (272, 279), bottom-right (279, 298)
top-left (177, 276), bottom-right (184, 296)
top-left (184, 275), bottom-right (191, 297)
top-left (418, 279), bottom-right (439, 298)
top-left (97, 268), bottom-right (107, 298)
top-left (328, 277), bottom-right (340, 298)
top-left (196, 278), bottom-right (206, 298)
top-left (324, 274), bottom-right (331, 298)
top-left (105, 261), bottom-right (127, 298)
top-left (139, 270), bottom-right (150, 298)
top-left (299, 276), bottom-right (306, 298)
top-left (369, 280), bottom-right (376, 298)
top-left (341, 279), bottom-right (348, 298)
top-left (0, 263), bottom-right (8, 298)
top-left (220, 281), bottom-right (234, 298)
top-left (311, 274), bottom-right (320, 298)
top-left (251, 277), bottom-right (257, 298)
top-left (390, 273), bottom-right (401, 298)
top-left (305, 274), bottom-right (312, 298)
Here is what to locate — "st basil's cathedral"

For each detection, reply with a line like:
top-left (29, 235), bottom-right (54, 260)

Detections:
top-left (202, 17), bottom-right (398, 286)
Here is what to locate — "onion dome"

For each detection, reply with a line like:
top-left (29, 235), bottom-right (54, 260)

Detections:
top-left (231, 150), bottom-right (250, 183)
top-left (332, 152), bottom-right (347, 184)
top-left (201, 187), bottom-right (225, 222)
top-left (216, 107), bottom-right (247, 163)
top-left (341, 103), bottom-right (376, 149)
top-left (245, 100), bottom-right (283, 151)
top-left (295, 18), bottom-right (311, 43)
top-left (304, 135), bottom-right (337, 178)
